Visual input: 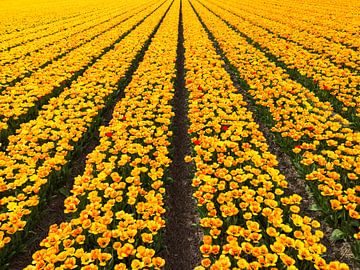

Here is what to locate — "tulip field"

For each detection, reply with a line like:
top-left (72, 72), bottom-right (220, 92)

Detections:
top-left (0, 0), bottom-right (359, 269)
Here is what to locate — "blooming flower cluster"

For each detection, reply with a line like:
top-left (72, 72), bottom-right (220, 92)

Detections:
top-left (192, 0), bottom-right (360, 253)
top-left (0, 1), bottom-right (158, 133)
top-left (0, 0), bottom-right (358, 267)
top-left (210, 0), bottom-right (360, 71)
top-left (183, 1), bottom-right (349, 269)
top-left (0, 0), bottom-right (123, 38)
top-left (1, 0), bottom-right (144, 51)
top-left (241, 0), bottom-right (359, 49)
top-left (0, 0), bottom-right (170, 255)
top-left (0, 0), bottom-right (151, 90)
top-left (202, 0), bottom-right (360, 118)
top-left (25, 1), bottom-right (177, 267)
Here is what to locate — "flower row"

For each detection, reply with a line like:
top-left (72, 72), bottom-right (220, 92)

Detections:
top-left (0, 0), bottom-right (170, 257)
top-left (0, 1), bottom-right (123, 52)
top-left (0, 3), bottom-right (121, 57)
top-left (0, 0), bottom-right (120, 42)
top-left (26, 1), bottom-right (178, 268)
top-left (202, 0), bottom-right (360, 119)
top-left (212, 0), bottom-right (359, 71)
top-left (191, 0), bottom-right (360, 250)
top-left (0, 0), bottom-right (149, 89)
top-left (220, 0), bottom-right (359, 50)
top-left (183, 1), bottom-right (348, 269)
top-left (0, 0), bottom-right (158, 135)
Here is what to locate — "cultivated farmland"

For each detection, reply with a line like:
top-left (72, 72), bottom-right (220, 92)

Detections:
top-left (0, 0), bottom-right (359, 269)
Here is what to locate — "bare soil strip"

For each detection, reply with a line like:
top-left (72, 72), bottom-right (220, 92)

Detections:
top-left (164, 1), bottom-right (201, 269)
top-left (189, 0), bottom-right (356, 267)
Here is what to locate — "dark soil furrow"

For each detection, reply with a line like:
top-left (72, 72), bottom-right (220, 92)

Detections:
top-left (164, 1), bottom-right (201, 269)
top-left (190, 0), bottom-right (356, 267)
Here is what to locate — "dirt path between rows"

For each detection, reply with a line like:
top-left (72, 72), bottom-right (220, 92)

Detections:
top-left (163, 1), bottom-right (201, 269)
